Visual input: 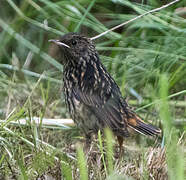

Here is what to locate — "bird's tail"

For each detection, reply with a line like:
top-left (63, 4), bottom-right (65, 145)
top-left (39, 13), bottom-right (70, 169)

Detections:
top-left (127, 115), bottom-right (161, 136)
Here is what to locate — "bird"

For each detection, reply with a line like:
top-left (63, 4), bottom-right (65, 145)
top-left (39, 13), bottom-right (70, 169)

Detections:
top-left (49, 32), bottom-right (161, 151)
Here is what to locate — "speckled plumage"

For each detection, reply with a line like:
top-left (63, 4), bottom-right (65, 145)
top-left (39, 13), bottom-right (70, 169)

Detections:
top-left (50, 33), bottom-right (161, 143)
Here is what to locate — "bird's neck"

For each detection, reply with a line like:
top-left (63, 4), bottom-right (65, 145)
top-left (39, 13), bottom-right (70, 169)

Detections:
top-left (63, 54), bottom-right (107, 91)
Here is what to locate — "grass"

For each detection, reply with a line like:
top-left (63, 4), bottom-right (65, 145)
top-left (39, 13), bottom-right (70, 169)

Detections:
top-left (0, 0), bottom-right (186, 179)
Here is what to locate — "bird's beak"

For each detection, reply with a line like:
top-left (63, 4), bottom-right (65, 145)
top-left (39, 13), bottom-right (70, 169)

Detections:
top-left (48, 39), bottom-right (70, 48)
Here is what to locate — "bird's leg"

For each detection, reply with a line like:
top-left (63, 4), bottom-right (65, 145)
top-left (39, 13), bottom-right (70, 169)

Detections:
top-left (83, 134), bottom-right (92, 155)
top-left (117, 136), bottom-right (124, 157)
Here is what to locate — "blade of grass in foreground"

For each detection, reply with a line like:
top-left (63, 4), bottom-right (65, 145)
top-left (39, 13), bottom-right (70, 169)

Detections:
top-left (98, 130), bottom-right (107, 176)
top-left (105, 128), bottom-right (114, 175)
top-left (76, 146), bottom-right (88, 180)
top-left (61, 161), bottom-right (73, 180)
top-left (159, 74), bottom-right (184, 180)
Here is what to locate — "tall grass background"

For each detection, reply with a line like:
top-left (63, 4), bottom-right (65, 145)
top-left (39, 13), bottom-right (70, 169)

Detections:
top-left (0, 0), bottom-right (186, 179)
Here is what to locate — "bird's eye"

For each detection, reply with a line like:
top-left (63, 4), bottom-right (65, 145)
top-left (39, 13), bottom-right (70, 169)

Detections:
top-left (71, 40), bottom-right (77, 46)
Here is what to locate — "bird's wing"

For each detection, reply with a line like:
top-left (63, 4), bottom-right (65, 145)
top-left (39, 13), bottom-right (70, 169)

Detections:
top-left (73, 88), bottom-right (129, 137)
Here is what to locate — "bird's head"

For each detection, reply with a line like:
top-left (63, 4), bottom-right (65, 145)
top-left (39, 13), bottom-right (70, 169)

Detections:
top-left (49, 33), bottom-right (96, 65)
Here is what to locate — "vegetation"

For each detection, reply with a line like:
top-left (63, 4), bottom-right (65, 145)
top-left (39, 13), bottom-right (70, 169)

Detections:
top-left (0, 0), bottom-right (186, 179)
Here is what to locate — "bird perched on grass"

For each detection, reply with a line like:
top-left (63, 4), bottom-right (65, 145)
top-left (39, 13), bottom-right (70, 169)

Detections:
top-left (49, 33), bottom-right (161, 150)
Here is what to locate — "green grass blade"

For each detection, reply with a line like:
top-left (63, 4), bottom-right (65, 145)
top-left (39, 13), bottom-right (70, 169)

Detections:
top-left (159, 74), bottom-right (185, 180)
top-left (61, 161), bottom-right (73, 180)
top-left (104, 128), bottom-right (114, 175)
top-left (74, 0), bottom-right (96, 32)
top-left (98, 130), bottom-right (107, 175)
top-left (76, 146), bottom-right (88, 180)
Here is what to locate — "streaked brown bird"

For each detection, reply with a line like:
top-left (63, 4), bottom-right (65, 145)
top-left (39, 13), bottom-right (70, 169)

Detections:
top-left (49, 33), bottom-right (161, 150)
